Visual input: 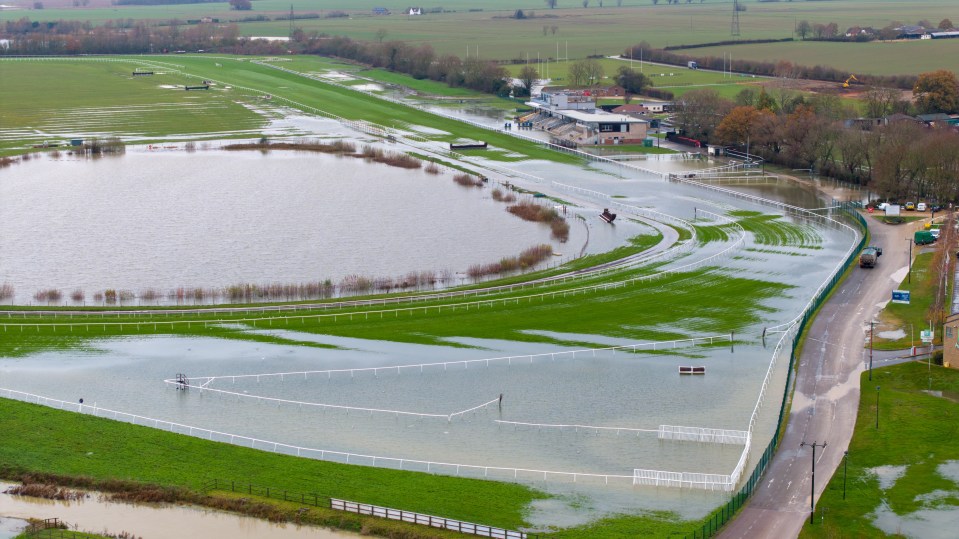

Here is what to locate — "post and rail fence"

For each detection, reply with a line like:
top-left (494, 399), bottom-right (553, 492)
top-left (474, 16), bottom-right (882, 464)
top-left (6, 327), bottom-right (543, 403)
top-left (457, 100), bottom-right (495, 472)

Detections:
top-left (203, 479), bottom-right (537, 539)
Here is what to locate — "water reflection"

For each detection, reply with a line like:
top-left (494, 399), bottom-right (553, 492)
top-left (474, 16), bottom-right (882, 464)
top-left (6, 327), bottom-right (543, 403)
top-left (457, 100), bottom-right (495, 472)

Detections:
top-left (0, 150), bottom-right (581, 305)
top-left (0, 484), bottom-right (356, 539)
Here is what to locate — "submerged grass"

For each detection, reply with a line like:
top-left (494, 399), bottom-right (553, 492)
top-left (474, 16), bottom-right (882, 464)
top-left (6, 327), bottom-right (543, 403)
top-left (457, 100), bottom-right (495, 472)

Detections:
top-left (0, 266), bottom-right (789, 354)
top-left (730, 211), bottom-right (823, 248)
top-left (800, 362), bottom-right (959, 538)
top-left (0, 400), bottom-right (543, 531)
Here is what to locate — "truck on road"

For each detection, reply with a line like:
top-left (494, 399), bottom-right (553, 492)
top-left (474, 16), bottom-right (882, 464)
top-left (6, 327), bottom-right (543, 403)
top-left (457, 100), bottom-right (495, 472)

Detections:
top-left (859, 246), bottom-right (882, 268)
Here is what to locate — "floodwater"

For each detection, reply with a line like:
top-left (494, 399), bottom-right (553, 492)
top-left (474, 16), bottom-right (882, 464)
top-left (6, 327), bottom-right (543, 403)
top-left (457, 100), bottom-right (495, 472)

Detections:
top-left (870, 460), bottom-right (959, 538)
top-left (0, 149), bottom-right (587, 305)
top-left (0, 122), bottom-right (864, 529)
top-left (0, 483), bottom-right (357, 539)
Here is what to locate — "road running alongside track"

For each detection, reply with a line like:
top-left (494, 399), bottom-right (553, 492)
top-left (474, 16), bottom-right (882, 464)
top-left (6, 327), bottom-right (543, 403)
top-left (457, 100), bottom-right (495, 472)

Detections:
top-left (719, 216), bottom-right (918, 538)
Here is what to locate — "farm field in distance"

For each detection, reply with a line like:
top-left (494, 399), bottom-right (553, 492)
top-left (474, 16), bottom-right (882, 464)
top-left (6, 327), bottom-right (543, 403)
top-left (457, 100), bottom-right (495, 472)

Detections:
top-left (504, 57), bottom-right (765, 98)
top-left (2, 0), bottom-right (958, 76)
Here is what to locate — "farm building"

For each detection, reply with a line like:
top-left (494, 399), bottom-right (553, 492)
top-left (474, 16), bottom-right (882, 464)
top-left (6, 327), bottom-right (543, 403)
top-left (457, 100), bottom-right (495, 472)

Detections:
top-left (896, 25), bottom-right (928, 39)
top-left (372, 7), bottom-right (390, 15)
top-left (931, 31), bottom-right (959, 39)
top-left (916, 113), bottom-right (959, 128)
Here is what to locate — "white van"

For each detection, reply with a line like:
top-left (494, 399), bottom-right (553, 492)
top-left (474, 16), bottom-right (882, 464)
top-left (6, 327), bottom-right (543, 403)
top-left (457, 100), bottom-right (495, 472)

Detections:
top-left (917, 202), bottom-right (928, 211)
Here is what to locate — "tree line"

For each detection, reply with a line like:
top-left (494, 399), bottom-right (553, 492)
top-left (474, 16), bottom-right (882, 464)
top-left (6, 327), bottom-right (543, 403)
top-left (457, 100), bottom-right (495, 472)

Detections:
top-left (673, 69), bottom-right (959, 201)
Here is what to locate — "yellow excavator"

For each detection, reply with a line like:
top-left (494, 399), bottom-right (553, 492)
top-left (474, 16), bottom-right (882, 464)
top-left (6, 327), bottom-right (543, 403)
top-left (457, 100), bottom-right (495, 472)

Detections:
top-left (842, 74), bottom-right (860, 88)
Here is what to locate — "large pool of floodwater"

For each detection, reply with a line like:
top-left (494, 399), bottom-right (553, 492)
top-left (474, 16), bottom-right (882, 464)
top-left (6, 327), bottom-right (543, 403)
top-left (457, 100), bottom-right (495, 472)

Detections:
top-left (0, 136), bottom-right (862, 529)
top-left (0, 148), bottom-right (600, 305)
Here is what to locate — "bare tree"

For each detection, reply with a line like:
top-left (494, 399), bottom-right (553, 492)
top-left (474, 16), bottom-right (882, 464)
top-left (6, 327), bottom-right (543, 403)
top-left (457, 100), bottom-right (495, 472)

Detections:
top-left (582, 0), bottom-right (589, 7)
top-left (568, 59), bottom-right (604, 86)
top-left (545, 0), bottom-right (557, 8)
top-left (375, 29), bottom-right (388, 43)
top-left (518, 65), bottom-right (540, 97)
top-left (551, 25), bottom-right (558, 35)
top-left (863, 86), bottom-right (902, 118)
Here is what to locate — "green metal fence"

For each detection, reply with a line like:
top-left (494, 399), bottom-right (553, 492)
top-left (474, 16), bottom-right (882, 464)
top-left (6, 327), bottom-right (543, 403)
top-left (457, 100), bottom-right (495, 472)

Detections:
top-left (680, 203), bottom-right (867, 538)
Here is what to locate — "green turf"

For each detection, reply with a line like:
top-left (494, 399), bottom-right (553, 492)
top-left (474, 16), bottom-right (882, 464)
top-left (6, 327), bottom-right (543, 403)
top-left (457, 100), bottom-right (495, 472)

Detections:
top-left (0, 56), bottom-right (582, 164)
top-left (0, 397), bottom-right (542, 530)
top-left (874, 251), bottom-right (939, 350)
top-left (0, 60), bottom-right (264, 153)
top-left (799, 361), bottom-right (959, 538)
top-left (0, 267), bottom-right (788, 355)
top-left (362, 68), bottom-right (486, 97)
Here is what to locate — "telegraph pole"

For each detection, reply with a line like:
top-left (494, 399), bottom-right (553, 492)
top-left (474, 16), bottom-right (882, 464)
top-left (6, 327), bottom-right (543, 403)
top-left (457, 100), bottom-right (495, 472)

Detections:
top-left (800, 440), bottom-right (827, 525)
top-left (869, 320), bottom-right (875, 381)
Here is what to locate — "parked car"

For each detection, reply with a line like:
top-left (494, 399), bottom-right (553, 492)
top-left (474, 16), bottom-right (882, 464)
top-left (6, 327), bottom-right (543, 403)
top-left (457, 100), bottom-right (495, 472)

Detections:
top-left (905, 202), bottom-right (916, 210)
top-left (917, 202), bottom-right (928, 211)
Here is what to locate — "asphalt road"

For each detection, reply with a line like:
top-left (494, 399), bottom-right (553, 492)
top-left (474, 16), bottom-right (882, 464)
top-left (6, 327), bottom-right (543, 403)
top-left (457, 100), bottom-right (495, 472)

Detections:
top-left (719, 216), bottom-right (917, 538)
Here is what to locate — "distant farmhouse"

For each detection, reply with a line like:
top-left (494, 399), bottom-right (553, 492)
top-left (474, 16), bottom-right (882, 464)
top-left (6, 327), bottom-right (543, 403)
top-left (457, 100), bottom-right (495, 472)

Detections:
top-left (372, 7), bottom-right (390, 15)
top-left (408, 7), bottom-right (422, 15)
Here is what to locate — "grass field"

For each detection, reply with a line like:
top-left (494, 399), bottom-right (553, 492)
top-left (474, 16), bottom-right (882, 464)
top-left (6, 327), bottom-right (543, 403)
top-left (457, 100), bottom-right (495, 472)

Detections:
top-left (3, 1), bottom-right (958, 76)
top-left (689, 39), bottom-right (959, 77)
top-left (874, 251), bottom-right (940, 350)
top-left (799, 361), bottom-right (959, 538)
top-left (505, 57), bottom-right (762, 98)
top-left (0, 263), bottom-right (788, 355)
top-left (0, 60), bottom-right (265, 153)
top-left (0, 56), bottom-right (579, 163)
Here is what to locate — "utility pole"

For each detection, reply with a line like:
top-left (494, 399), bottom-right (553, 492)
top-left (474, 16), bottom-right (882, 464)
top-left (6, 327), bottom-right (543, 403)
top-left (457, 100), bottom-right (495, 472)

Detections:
top-left (800, 440), bottom-right (827, 525)
top-left (842, 450), bottom-right (849, 500)
top-left (869, 320), bottom-right (875, 380)
top-left (906, 237), bottom-right (912, 283)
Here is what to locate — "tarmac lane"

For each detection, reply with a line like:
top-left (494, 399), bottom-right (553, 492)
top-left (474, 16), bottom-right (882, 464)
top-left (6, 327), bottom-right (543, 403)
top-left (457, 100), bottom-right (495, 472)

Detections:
top-left (719, 215), bottom-right (918, 538)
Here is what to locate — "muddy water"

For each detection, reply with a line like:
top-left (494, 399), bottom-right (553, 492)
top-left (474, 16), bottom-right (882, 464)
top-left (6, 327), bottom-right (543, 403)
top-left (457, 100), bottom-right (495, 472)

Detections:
top-left (0, 484), bottom-right (357, 539)
top-left (0, 149), bottom-right (583, 305)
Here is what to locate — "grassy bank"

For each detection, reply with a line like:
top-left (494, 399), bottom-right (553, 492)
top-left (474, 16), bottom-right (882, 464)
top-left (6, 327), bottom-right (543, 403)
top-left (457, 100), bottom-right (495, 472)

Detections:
top-left (874, 251), bottom-right (938, 350)
top-left (0, 396), bottom-right (733, 538)
top-left (800, 361), bottom-right (959, 537)
top-left (0, 398), bottom-right (540, 530)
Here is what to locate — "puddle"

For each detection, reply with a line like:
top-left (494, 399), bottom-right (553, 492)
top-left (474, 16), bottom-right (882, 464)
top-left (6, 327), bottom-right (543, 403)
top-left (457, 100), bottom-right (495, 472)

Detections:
top-left (877, 329), bottom-right (906, 340)
top-left (0, 516), bottom-right (27, 539)
top-left (872, 504), bottom-right (959, 538)
top-left (869, 464), bottom-right (908, 490)
top-left (352, 83), bottom-right (384, 92)
top-left (870, 460), bottom-right (959, 538)
top-left (0, 483), bottom-right (357, 539)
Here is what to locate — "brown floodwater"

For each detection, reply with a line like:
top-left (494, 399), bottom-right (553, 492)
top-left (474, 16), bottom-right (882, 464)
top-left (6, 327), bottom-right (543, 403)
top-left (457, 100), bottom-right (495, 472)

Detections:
top-left (0, 484), bottom-right (358, 539)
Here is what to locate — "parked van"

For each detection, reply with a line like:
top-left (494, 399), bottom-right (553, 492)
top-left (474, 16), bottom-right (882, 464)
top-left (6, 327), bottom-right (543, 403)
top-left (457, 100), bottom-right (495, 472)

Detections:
top-left (915, 230), bottom-right (935, 245)
top-left (917, 202), bottom-right (928, 211)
